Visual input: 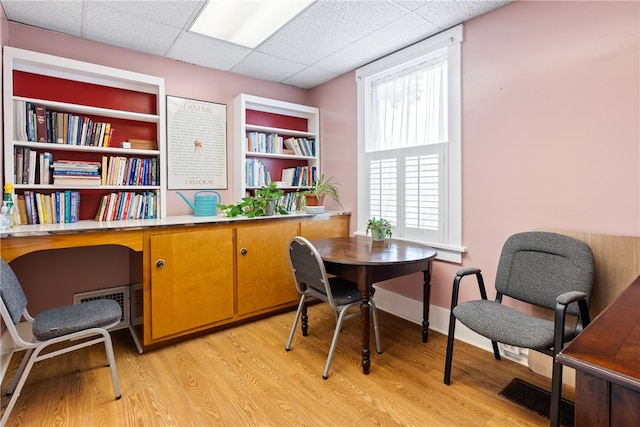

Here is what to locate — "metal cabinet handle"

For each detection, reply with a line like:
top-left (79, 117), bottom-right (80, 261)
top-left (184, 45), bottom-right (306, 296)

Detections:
top-left (240, 248), bottom-right (248, 256)
top-left (156, 259), bottom-right (165, 268)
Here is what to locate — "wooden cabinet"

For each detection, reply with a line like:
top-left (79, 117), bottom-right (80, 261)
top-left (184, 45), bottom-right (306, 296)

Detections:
top-left (2, 47), bottom-right (166, 224)
top-left (233, 94), bottom-right (319, 211)
top-left (149, 227), bottom-right (234, 340)
top-left (236, 220), bottom-right (300, 315)
top-left (142, 214), bottom-right (350, 347)
top-left (300, 215), bottom-right (350, 241)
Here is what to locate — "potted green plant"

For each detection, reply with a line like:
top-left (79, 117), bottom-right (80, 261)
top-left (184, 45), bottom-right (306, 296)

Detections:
top-left (254, 182), bottom-right (286, 216)
top-left (298, 174), bottom-right (343, 213)
top-left (218, 183), bottom-right (288, 217)
top-left (366, 217), bottom-right (393, 242)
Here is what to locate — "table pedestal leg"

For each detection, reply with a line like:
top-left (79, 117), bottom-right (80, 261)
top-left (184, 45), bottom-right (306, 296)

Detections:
top-left (422, 262), bottom-right (433, 343)
top-left (358, 265), bottom-right (371, 374)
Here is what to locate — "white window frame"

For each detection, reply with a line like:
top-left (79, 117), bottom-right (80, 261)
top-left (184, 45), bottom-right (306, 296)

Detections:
top-left (356, 25), bottom-right (465, 263)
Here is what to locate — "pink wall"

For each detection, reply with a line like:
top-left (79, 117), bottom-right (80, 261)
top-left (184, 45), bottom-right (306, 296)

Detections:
top-left (313, 0), bottom-right (640, 309)
top-left (2, 22), bottom-right (311, 313)
top-left (2, 0), bottom-right (639, 315)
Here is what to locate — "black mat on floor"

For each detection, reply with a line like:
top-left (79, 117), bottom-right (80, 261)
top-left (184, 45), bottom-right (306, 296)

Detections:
top-left (499, 378), bottom-right (574, 427)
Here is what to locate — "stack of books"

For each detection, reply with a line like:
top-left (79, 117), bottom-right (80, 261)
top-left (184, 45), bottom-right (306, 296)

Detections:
top-left (52, 160), bottom-right (101, 186)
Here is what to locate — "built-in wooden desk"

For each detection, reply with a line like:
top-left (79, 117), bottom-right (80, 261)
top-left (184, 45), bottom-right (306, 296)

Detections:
top-left (1, 213), bottom-right (351, 351)
top-left (557, 275), bottom-right (640, 426)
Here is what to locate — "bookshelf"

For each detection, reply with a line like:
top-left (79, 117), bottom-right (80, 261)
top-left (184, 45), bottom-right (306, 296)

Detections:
top-left (2, 47), bottom-right (166, 225)
top-left (233, 94), bottom-right (319, 211)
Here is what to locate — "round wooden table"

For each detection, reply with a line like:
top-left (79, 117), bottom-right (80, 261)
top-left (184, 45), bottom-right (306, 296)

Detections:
top-left (311, 235), bottom-right (437, 374)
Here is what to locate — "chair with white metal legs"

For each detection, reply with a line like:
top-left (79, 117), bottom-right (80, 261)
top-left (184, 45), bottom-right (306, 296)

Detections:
top-left (0, 258), bottom-right (122, 426)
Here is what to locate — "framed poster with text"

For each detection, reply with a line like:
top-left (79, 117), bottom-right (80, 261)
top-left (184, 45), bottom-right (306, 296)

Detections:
top-left (166, 95), bottom-right (227, 189)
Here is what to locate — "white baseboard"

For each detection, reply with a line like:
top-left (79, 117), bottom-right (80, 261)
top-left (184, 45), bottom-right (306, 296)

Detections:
top-left (373, 286), bottom-right (527, 365)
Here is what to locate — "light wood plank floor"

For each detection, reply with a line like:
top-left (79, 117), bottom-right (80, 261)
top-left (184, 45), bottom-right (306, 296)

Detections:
top-left (1, 306), bottom-right (572, 426)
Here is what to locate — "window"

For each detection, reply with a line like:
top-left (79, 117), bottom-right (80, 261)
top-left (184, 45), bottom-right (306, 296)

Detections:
top-left (356, 25), bottom-right (464, 262)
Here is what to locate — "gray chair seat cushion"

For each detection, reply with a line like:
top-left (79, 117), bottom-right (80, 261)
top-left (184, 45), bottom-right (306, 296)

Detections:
top-left (328, 277), bottom-right (362, 307)
top-left (453, 300), bottom-right (576, 349)
top-left (33, 299), bottom-right (122, 341)
top-left (308, 277), bottom-right (362, 307)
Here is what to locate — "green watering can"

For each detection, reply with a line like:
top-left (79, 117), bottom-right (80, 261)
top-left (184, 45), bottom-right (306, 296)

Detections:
top-left (177, 190), bottom-right (221, 216)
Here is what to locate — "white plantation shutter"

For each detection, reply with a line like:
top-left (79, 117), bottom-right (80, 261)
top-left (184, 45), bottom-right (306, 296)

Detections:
top-left (369, 158), bottom-right (397, 224)
top-left (403, 147), bottom-right (444, 241)
top-left (357, 25), bottom-right (462, 259)
top-left (366, 145), bottom-right (444, 243)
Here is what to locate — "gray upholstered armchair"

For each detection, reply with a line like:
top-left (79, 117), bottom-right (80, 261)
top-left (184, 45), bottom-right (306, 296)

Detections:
top-left (443, 231), bottom-right (594, 427)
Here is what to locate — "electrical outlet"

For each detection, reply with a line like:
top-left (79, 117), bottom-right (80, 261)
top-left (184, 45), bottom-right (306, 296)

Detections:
top-left (498, 343), bottom-right (528, 363)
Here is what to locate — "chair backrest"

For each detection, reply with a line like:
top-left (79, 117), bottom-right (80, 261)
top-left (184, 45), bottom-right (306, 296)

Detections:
top-left (495, 231), bottom-right (594, 316)
top-left (288, 236), bottom-right (335, 305)
top-left (0, 258), bottom-right (28, 325)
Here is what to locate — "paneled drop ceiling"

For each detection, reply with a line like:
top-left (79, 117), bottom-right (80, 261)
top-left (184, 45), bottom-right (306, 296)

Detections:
top-left (1, 0), bottom-right (513, 89)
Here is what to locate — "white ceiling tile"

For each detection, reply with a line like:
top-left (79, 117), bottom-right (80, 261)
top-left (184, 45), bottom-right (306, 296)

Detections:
top-left (390, 0), bottom-right (432, 12)
top-left (0, 0), bottom-right (513, 89)
top-left (231, 51), bottom-right (307, 84)
top-left (315, 13), bottom-right (440, 75)
top-left (282, 66), bottom-right (340, 89)
top-left (91, 0), bottom-right (205, 28)
top-left (167, 32), bottom-right (252, 70)
top-left (414, 0), bottom-right (513, 29)
top-left (257, 0), bottom-right (409, 65)
top-left (84, 2), bottom-right (182, 56)
top-left (1, 0), bottom-right (83, 36)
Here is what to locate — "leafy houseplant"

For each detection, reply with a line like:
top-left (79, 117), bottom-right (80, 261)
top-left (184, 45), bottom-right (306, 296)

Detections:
top-left (298, 174), bottom-right (344, 212)
top-left (218, 183), bottom-right (288, 218)
top-left (366, 217), bottom-right (393, 241)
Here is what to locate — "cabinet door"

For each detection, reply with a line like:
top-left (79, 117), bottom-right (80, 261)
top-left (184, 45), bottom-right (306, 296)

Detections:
top-left (237, 221), bottom-right (299, 315)
top-left (299, 215), bottom-right (350, 241)
top-left (150, 228), bottom-right (233, 339)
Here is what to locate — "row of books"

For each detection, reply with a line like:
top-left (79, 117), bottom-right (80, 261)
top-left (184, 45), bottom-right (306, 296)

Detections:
top-left (244, 132), bottom-right (316, 157)
top-left (14, 190), bottom-right (80, 225)
top-left (14, 147), bottom-right (52, 185)
top-left (52, 160), bottom-right (101, 187)
top-left (12, 148), bottom-right (159, 188)
top-left (245, 158), bottom-right (271, 187)
top-left (283, 137), bottom-right (316, 157)
top-left (281, 166), bottom-right (317, 187)
top-left (15, 100), bottom-right (114, 147)
top-left (246, 132), bottom-right (285, 154)
top-left (281, 192), bottom-right (304, 212)
top-left (102, 156), bottom-right (158, 186)
top-left (95, 191), bottom-right (157, 222)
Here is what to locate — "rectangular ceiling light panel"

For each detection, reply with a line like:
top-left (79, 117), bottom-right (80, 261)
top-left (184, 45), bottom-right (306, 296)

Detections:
top-left (191, 0), bottom-right (314, 48)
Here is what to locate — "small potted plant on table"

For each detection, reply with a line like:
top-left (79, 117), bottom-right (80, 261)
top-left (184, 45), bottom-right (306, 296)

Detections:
top-left (366, 217), bottom-right (393, 242)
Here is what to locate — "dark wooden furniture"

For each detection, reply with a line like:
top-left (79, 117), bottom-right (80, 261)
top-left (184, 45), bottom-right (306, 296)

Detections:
top-left (311, 236), bottom-right (437, 374)
top-left (557, 275), bottom-right (640, 426)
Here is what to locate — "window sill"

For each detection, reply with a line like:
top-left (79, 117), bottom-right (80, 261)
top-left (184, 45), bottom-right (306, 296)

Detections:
top-left (353, 232), bottom-right (466, 264)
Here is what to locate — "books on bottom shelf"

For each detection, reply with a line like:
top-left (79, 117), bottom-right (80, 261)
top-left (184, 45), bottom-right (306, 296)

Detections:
top-left (94, 191), bottom-right (157, 221)
top-left (18, 190), bottom-right (80, 224)
top-left (282, 192), bottom-right (303, 212)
